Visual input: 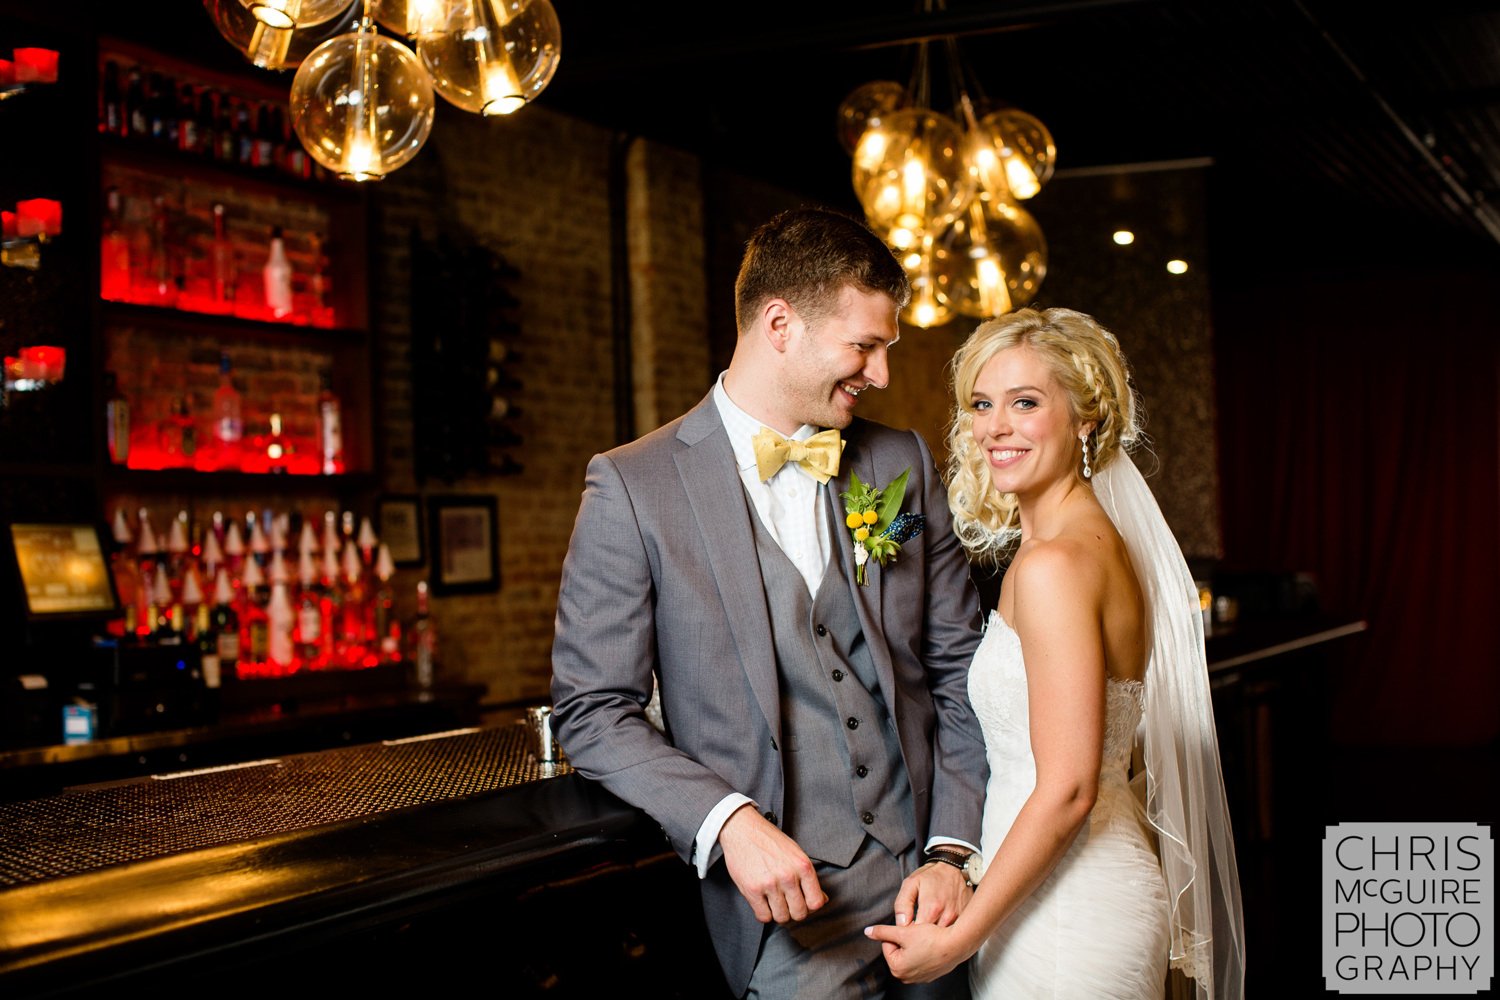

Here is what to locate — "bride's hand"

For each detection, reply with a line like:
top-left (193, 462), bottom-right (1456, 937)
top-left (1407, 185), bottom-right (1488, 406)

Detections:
top-left (864, 920), bottom-right (967, 983)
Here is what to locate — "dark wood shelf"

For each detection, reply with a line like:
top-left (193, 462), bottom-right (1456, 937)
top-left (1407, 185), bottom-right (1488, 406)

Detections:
top-left (103, 467), bottom-right (377, 494)
top-left (100, 299), bottom-right (364, 344)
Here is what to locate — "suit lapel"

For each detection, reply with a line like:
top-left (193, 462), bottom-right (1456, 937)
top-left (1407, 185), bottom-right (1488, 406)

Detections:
top-left (676, 400), bottom-right (781, 745)
top-left (827, 426), bottom-right (897, 700)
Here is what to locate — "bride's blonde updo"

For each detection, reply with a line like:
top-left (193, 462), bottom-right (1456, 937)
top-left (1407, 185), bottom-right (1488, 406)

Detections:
top-left (944, 307), bottom-right (1142, 563)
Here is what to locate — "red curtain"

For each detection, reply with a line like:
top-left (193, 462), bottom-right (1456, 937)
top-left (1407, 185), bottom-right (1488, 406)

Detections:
top-left (1215, 268), bottom-right (1500, 746)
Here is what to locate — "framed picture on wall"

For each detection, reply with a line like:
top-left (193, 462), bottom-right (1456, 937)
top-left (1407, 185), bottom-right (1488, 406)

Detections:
top-left (377, 495), bottom-right (425, 567)
top-left (429, 494), bottom-right (500, 595)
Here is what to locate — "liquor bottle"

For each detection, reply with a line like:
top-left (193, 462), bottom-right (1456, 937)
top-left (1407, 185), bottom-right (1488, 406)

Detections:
top-left (195, 602), bottom-right (222, 692)
top-left (147, 194), bottom-right (176, 306)
top-left (104, 370), bottom-right (130, 465)
top-left (216, 92), bottom-right (237, 163)
top-left (196, 86), bottom-right (218, 158)
top-left (210, 569), bottom-right (240, 682)
top-left (235, 98), bottom-right (255, 166)
top-left (374, 543), bottom-right (400, 662)
top-left (212, 352), bottom-right (244, 470)
top-left (296, 549), bottom-right (327, 668)
top-left (308, 233), bottom-right (332, 326)
top-left (319, 537), bottom-right (343, 665)
top-left (108, 532), bottom-right (142, 640)
top-left (177, 82), bottom-right (199, 153)
top-left (100, 59), bottom-right (124, 135)
top-left (158, 392), bottom-right (196, 468)
top-left (263, 226), bottom-right (293, 319)
top-left (265, 411), bottom-right (290, 472)
top-left (267, 581), bottom-right (294, 671)
top-left (240, 555), bottom-right (269, 670)
top-left (339, 540), bottom-right (370, 663)
top-left (125, 65), bottom-right (148, 137)
top-left (253, 102), bottom-right (276, 168)
top-left (147, 72), bottom-right (170, 143)
top-left (412, 580), bottom-right (436, 689)
top-left (209, 202), bottom-right (235, 309)
top-left (100, 187), bottom-right (132, 301)
top-left (317, 371), bottom-right (343, 474)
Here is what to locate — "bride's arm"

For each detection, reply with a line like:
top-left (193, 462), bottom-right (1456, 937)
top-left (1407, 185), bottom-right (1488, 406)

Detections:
top-left (867, 540), bottom-right (1107, 982)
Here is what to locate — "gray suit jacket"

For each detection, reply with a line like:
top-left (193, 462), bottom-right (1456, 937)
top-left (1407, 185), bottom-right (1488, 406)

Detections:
top-left (551, 390), bottom-right (988, 992)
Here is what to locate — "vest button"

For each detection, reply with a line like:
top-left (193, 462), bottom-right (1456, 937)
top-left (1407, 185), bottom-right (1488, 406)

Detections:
top-left (856, 765), bottom-right (869, 778)
top-left (831, 669), bottom-right (844, 682)
top-left (846, 717), bottom-right (859, 730)
top-left (763, 810), bottom-right (778, 825)
top-left (861, 811), bottom-right (875, 825)
top-left (815, 624), bottom-right (827, 637)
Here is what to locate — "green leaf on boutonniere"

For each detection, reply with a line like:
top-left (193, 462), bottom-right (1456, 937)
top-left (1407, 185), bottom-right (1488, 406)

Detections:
top-left (840, 467), bottom-right (913, 585)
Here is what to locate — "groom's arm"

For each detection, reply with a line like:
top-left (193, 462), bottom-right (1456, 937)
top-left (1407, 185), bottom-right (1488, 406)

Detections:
top-left (551, 452), bottom-right (742, 861)
top-left (911, 430), bottom-right (989, 847)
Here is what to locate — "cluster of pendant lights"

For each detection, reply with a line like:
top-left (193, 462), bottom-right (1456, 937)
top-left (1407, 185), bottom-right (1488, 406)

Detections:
top-left (837, 38), bottom-right (1055, 328)
top-left (204, 0), bottom-right (561, 181)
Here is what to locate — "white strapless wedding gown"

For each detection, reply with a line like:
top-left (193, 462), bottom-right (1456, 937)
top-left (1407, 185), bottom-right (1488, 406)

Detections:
top-left (968, 611), bottom-right (1171, 998)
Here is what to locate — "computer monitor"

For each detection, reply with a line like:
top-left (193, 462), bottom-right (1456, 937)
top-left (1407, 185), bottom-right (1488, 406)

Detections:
top-left (7, 521), bottom-right (120, 622)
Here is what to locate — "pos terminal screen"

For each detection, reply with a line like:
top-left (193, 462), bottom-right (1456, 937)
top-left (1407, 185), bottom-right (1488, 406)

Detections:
top-left (8, 522), bottom-right (119, 619)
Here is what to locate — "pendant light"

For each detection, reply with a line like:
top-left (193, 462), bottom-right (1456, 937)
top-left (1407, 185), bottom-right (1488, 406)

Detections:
top-left (416, 0), bottom-right (561, 116)
top-left (289, 7), bottom-right (435, 181)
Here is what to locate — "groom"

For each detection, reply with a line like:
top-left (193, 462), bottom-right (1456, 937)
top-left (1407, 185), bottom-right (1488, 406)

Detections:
top-left (551, 206), bottom-right (988, 998)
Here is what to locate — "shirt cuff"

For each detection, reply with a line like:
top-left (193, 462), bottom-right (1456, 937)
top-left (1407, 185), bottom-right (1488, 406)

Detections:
top-left (694, 792), bottom-right (755, 878)
top-left (924, 836), bottom-right (980, 858)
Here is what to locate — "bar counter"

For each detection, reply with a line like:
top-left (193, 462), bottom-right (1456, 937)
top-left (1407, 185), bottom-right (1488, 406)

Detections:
top-left (0, 716), bottom-right (731, 998)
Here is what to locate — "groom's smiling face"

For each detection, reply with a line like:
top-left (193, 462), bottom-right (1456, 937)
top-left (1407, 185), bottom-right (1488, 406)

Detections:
top-left (777, 285), bottom-right (900, 431)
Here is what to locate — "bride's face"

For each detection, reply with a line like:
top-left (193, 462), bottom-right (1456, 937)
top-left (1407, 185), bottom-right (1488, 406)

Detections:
top-left (969, 345), bottom-right (1085, 498)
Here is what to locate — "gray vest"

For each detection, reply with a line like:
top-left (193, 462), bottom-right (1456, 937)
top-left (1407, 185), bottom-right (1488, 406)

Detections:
top-left (747, 501), bottom-right (915, 867)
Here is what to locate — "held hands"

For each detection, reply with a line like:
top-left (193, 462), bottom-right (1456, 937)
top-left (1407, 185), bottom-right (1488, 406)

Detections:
top-left (865, 862), bottom-right (975, 984)
top-left (719, 804), bottom-right (828, 924)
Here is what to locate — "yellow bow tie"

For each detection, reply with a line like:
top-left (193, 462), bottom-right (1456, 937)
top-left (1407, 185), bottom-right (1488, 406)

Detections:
top-left (751, 427), bottom-right (845, 484)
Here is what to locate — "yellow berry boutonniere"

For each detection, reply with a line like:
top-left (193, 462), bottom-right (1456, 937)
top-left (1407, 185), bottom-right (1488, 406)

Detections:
top-left (840, 469), bottom-right (926, 585)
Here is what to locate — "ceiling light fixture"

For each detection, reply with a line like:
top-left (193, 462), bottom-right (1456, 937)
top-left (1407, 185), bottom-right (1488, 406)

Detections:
top-left (205, 0), bottom-right (562, 180)
top-left (838, 8), bottom-right (1054, 328)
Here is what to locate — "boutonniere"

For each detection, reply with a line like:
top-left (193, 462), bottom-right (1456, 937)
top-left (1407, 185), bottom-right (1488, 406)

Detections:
top-left (840, 469), bottom-right (926, 585)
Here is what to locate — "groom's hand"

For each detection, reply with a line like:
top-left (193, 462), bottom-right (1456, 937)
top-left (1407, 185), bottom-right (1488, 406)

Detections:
top-left (719, 804), bottom-right (827, 924)
top-left (894, 862), bottom-right (970, 927)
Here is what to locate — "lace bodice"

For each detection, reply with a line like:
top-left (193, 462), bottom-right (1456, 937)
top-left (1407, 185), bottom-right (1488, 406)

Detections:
top-left (968, 611), bottom-right (1144, 800)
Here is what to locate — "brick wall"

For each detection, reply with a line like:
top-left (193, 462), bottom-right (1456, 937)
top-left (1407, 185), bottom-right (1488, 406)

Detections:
top-left (368, 112), bottom-right (1220, 705)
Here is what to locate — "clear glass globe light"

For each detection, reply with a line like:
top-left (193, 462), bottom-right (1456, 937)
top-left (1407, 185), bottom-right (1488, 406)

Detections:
top-left (976, 107), bottom-right (1056, 200)
top-left (931, 199), bottom-right (1048, 318)
top-left (836, 80), bottom-right (907, 155)
top-left (290, 19), bottom-right (436, 181)
top-left (372, 0), bottom-right (451, 36)
top-left (853, 108), bottom-right (974, 243)
top-left (204, 0), bottom-right (362, 69)
top-left (241, 0), bottom-right (355, 30)
top-left (900, 244), bottom-right (955, 329)
top-left (417, 0), bottom-right (561, 116)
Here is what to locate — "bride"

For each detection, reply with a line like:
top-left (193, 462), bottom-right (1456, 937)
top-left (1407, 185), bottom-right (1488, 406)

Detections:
top-left (866, 308), bottom-right (1245, 998)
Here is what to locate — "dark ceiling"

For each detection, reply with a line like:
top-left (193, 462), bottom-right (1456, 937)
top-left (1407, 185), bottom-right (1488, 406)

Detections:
top-left (537, 0), bottom-right (1500, 256)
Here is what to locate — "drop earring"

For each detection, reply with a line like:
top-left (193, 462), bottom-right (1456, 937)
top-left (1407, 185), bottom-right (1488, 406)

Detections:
top-left (1080, 435), bottom-right (1092, 479)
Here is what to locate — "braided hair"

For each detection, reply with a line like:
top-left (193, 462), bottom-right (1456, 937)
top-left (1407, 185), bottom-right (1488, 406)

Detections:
top-left (944, 307), bottom-right (1142, 563)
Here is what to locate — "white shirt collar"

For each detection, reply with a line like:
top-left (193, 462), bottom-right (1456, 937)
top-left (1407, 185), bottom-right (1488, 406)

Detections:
top-left (712, 372), bottom-right (822, 476)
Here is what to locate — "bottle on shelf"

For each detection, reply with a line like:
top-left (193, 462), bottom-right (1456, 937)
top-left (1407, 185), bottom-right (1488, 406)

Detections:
top-left (296, 548), bottom-right (328, 668)
top-left (374, 543), bottom-right (400, 663)
top-left (308, 232), bottom-right (332, 326)
top-left (103, 370), bottom-right (130, 465)
top-left (240, 555), bottom-right (270, 671)
top-left (100, 186), bottom-right (132, 301)
top-left (412, 579), bottom-right (436, 689)
top-left (209, 568), bottom-right (240, 682)
top-left (197, 86), bottom-right (219, 160)
top-left (158, 390), bottom-right (197, 468)
top-left (265, 411), bottom-right (290, 473)
top-left (100, 59), bottom-right (124, 135)
top-left (212, 351), bottom-right (244, 470)
top-left (316, 370), bottom-right (343, 474)
top-left (267, 581), bottom-right (294, 672)
top-left (147, 72), bottom-right (171, 143)
top-left (125, 65), bottom-right (148, 137)
top-left (176, 82), bottom-right (200, 154)
top-left (263, 225), bottom-right (293, 319)
top-left (147, 193), bottom-right (176, 306)
top-left (209, 201), bottom-right (236, 310)
top-left (195, 601), bottom-right (222, 694)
